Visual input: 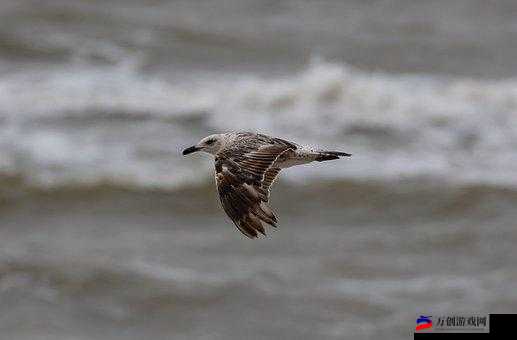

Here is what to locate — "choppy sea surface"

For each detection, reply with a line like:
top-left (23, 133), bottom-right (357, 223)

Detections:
top-left (1, 1), bottom-right (517, 339)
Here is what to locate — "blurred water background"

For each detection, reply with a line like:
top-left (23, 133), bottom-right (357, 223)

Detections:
top-left (1, 1), bottom-right (517, 339)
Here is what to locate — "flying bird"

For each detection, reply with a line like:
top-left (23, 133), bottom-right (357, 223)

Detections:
top-left (182, 132), bottom-right (351, 238)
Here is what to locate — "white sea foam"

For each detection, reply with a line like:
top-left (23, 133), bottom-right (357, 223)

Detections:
top-left (1, 59), bottom-right (516, 190)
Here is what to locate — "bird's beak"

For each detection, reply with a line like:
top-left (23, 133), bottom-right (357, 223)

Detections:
top-left (182, 145), bottom-right (201, 156)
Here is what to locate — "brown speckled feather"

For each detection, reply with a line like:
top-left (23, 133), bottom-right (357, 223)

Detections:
top-left (214, 136), bottom-right (295, 238)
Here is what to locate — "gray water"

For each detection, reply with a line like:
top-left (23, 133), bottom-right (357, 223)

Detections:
top-left (1, 1), bottom-right (517, 339)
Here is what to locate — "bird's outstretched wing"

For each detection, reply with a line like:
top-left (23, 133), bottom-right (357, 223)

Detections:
top-left (215, 143), bottom-right (293, 238)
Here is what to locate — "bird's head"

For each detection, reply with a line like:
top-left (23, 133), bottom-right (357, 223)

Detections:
top-left (182, 134), bottom-right (225, 156)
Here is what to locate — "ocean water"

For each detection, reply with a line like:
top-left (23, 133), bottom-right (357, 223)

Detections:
top-left (1, 1), bottom-right (517, 339)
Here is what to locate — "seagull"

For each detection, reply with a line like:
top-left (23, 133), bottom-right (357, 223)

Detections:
top-left (182, 132), bottom-right (351, 238)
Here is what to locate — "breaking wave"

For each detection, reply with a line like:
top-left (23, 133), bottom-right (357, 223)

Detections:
top-left (1, 58), bottom-right (517, 192)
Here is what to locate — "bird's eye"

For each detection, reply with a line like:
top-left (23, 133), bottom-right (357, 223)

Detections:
top-left (206, 139), bottom-right (215, 145)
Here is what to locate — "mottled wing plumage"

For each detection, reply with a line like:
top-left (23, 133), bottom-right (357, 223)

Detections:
top-left (262, 167), bottom-right (281, 197)
top-left (214, 134), bottom-right (296, 238)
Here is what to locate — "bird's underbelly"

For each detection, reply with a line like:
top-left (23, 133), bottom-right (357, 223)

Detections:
top-left (274, 149), bottom-right (315, 168)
